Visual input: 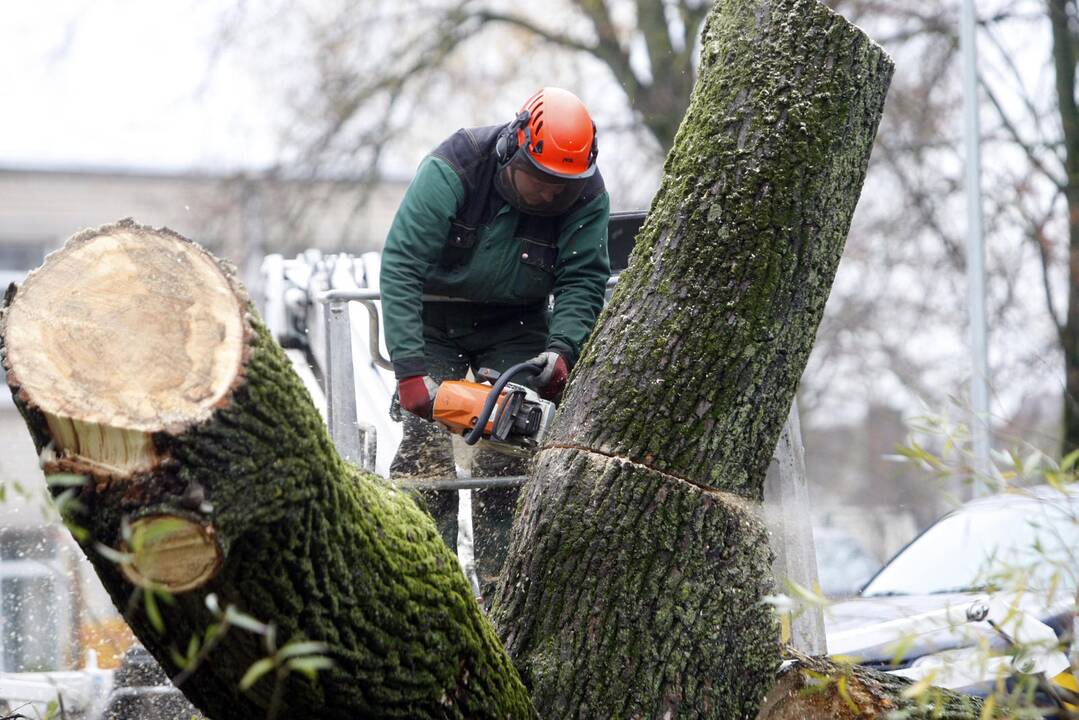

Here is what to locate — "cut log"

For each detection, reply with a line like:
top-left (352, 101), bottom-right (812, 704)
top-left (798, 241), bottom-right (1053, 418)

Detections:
top-left (492, 0), bottom-right (894, 717)
top-left (1, 219), bottom-right (535, 719)
top-left (4, 225), bottom-right (245, 477)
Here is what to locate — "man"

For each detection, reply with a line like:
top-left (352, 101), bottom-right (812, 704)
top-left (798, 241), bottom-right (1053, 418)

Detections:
top-left (380, 86), bottom-right (611, 592)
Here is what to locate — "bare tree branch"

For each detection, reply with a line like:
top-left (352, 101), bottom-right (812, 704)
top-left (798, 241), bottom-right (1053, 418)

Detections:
top-left (472, 10), bottom-right (596, 54)
top-left (1022, 191), bottom-right (1068, 342)
top-left (570, 0), bottom-right (642, 99)
top-left (982, 79), bottom-right (1067, 188)
top-left (636, 0), bottom-right (675, 80)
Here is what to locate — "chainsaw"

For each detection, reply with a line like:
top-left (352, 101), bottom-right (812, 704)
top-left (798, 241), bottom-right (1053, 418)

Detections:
top-left (430, 361), bottom-right (556, 456)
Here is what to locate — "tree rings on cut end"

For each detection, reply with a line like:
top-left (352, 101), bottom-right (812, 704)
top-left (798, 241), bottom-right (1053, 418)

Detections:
top-left (120, 515), bottom-right (223, 593)
top-left (3, 221), bottom-right (245, 473)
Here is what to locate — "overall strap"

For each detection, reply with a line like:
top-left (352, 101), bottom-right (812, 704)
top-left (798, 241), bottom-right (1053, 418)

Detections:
top-left (431, 125), bottom-right (505, 270)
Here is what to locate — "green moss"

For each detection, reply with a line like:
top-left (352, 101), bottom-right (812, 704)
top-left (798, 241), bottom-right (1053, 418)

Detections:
top-left (555, 0), bottom-right (893, 501)
top-left (495, 449), bottom-right (779, 718)
top-left (53, 317), bottom-right (534, 719)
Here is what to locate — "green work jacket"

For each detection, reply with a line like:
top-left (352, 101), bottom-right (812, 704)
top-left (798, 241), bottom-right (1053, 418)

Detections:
top-left (381, 154), bottom-right (611, 378)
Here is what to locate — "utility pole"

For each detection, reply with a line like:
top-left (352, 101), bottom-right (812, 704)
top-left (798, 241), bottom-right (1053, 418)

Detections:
top-left (960, 0), bottom-right (992, 493)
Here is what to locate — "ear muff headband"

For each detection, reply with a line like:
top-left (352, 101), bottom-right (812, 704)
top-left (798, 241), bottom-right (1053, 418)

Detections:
top-left (496, 111), bottom-right (531, 164)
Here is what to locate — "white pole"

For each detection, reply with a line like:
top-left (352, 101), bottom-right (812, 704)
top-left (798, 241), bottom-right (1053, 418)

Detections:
top-left (960, 0), bottom-right (992, 492)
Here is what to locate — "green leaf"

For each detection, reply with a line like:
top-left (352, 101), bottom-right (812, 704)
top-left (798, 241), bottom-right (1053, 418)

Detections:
top-left (45, 473), bottom-right (88, 488)
top-left (131, 517), bottom-right (194, 553)
top-left (239, 658), bottom-right (276, 691)
top-left (1062, 448), bottom-right (1079, 472)
top-left (94, 542), bottom-right (134, 566)
top-left (187, 634), bottom-right (201, 662)
top-left (286, 655), bottom-right (335, 680)
top-left (278, 641), bottom-right (330, 659)
top-left (225, 606), bottom-right (270, 636)
top-left (783, 578), bottom-right (830, 608)
top-left (53, 488), bottom-right (84, 516)
top-left (145, 588), bottom-right (165, 634)
top-left (170, 646), bottom-right (190, 670)
top-left (889, 633), bottom-right (916, 668)
top-left (203, 621), bottom-right (223, 645)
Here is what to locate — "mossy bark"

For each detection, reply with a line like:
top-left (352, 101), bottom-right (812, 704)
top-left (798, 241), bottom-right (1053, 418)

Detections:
top-left (493, 0), bottom-right (893, 717)
top-left (1, 223), bottom-right (535, 720)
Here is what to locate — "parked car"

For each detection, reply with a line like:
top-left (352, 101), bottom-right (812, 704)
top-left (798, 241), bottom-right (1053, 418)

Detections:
top-left (813, 526), bottom-right (880, 598)
top-left (825, 484), bottom-right (1079, 712)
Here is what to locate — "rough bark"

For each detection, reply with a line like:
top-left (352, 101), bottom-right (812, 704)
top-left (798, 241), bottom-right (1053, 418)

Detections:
top-left (0, 220), bottom-right (535, 720)
top-left (756, 651), bottom-right (982, 720)
top-left (493, 0), bottom-right (893, 717)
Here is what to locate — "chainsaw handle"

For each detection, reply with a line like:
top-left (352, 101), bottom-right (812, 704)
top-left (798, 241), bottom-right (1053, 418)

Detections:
top-left (463, 361), bottom-right (542, 446)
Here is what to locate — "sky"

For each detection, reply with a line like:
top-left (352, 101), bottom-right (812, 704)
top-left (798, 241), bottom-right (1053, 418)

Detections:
top-left (0, 1), bottom-right (278, 171)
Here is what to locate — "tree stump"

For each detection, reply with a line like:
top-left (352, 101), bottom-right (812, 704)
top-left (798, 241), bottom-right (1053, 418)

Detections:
top-left (492, 0), bottom-right (894, 717)
top-left (756, 650), bottom-right (982, 719)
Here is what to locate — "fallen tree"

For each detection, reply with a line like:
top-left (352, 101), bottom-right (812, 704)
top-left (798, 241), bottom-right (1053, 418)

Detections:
top-left (0, 221), bottom-right (534, 718)
top-left (1, 1), bottom-right (988, 719)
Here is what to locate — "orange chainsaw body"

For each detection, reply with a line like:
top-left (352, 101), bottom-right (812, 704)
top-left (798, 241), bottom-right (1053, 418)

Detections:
top-left (431, 380), bottom-right (507, 436)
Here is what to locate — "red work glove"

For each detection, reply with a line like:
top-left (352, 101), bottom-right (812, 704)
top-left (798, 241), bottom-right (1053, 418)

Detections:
top-left (398, 375), bottom-right (439, 420)
top-left (530, 351), bottom-right (569, 401)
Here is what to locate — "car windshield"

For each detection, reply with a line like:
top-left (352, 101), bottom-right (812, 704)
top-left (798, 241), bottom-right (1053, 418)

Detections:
top-left (862, 492), bottom-right (1079, 598)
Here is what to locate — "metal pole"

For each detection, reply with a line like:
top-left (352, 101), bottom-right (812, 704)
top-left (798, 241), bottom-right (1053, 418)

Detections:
top-left (325, 300), bottom-right (364, 467)
top-left (960, 0), bottom-right (992, 491)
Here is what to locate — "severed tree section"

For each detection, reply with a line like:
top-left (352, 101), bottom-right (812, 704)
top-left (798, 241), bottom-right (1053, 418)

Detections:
top-left (492, 0), bottom-right (894, 718)
top-left (1, 220), bottom-right (535, 720)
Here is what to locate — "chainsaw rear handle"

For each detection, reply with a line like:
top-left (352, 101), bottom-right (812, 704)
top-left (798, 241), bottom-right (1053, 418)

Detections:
top-left (463, 360), bottom-right (543, 446)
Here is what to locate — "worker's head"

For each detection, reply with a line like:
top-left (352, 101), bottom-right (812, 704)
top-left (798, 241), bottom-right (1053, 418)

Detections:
top-left (494, 87), bottom-right (598, 216)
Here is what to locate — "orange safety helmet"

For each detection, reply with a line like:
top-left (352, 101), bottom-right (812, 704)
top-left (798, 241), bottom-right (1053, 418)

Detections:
top-left (494, 87), bottom-right (598, 216)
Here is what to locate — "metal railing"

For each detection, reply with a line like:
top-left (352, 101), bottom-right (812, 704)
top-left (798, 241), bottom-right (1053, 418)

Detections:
top-left (318, 283), bottom-right (632, 489)
top-left (320, 274), bottom-right (621, 375)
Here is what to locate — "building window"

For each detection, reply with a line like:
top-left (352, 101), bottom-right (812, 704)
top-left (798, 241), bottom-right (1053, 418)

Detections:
top-left (0, 528), bottom-right (69, 672)
top-left (2, 575), bottom-right (59, 672)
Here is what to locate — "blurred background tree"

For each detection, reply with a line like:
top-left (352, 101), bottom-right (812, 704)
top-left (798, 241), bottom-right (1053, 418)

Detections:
top-left (2, 0), bottom-right (1077, 582)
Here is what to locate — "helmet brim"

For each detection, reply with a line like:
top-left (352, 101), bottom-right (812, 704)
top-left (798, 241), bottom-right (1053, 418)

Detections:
top-left (495, 146), bottom-right (592, 216)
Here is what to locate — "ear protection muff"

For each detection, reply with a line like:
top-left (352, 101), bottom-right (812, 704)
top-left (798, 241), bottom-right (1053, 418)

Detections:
top-left (588, 122), bottom-right (598, 168)
top-left (496, 110), bottom-right (531, 165)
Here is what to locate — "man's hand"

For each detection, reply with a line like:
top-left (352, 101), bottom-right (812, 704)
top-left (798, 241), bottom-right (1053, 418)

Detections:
top-left (398, 375), bottom-right (440, 420)
top-left (530, 350), bottom-right (569, 401)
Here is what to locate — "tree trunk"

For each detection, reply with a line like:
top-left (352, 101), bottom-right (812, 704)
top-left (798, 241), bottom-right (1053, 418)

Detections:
top-left (0, 220), bottom-right (535, 720)
top-left (1049, 0), bottom-right (1079, 456)
top-left (492, 0), bottom-right (893, 717)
